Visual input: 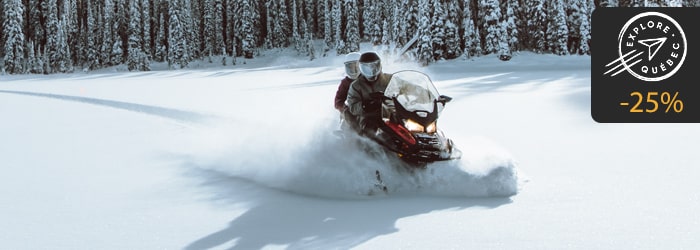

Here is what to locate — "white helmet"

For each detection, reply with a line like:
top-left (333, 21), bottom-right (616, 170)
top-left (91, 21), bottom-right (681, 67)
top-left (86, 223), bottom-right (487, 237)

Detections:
top-left (344, 52), bottom-right (361, 80)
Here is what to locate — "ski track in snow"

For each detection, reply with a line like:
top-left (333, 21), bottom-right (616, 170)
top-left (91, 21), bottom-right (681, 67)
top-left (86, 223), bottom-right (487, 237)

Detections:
top-left (0, 90), bottom-right (217, 123)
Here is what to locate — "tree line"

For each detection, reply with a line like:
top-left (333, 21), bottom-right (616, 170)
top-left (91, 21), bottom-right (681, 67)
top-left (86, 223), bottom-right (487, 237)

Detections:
top-left (1, 0), bottom-right (696, 74)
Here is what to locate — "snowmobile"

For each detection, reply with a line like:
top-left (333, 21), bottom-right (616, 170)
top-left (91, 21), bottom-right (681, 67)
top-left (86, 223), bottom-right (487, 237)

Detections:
top-left (341, 70), bottom-right (462, 168)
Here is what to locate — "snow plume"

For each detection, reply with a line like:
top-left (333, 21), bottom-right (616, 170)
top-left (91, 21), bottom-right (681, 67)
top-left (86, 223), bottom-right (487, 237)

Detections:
top-left (183, 110), bottom-right (519, 199)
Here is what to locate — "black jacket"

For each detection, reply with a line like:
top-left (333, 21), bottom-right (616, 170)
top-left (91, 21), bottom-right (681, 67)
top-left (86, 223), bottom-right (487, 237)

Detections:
top-left (346, 73), bottom-right (393, 127)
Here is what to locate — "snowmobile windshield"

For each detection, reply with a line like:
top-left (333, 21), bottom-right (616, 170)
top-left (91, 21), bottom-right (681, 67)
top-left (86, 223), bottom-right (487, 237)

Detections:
top-left (384, 70), bottom-right (442, 114)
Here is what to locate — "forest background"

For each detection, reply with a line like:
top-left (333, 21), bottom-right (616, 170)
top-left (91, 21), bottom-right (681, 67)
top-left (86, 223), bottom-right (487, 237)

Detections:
top-left (1, 0), bottom-right (696, 74)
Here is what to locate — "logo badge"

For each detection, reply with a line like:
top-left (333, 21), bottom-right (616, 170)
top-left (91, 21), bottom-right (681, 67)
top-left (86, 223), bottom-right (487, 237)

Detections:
top-left (603, 12), bottom-right (687, 82)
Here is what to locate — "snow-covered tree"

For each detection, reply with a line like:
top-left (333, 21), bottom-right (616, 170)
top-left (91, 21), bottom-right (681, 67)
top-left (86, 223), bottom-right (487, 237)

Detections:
top-left (85, 0), bottom-right (99, 70)
top-left (141, 0), bottom-right (151, 57)
top-left (168, 0), bottom-right (189, 68)
top-left (416, 0), bottom-right (432, 66)
top-left (345, 0), bottom-right (360, 53)
top-left (45, 0), bottom-right (73, 73)
top-left (480, 0), bottom-right (502, 54)
top-left (334, 0), bottom-right (346, 54)
top-left (498, 20), bottom-right (512, 60)
top-left (27, 40), bottom-right (44, 74)
top-left (463, 0), bottom-right (481, 58)
top-left (303, 19), bottom-right (315, 60)
top-left (100, 0), bottom-right (115, 65)
top-left (64, 0), bottom-right (79, 67)
top-left (154, 11), bottom-right (167, 62)
top-left (128, 0), bottom-right (150, 71)
top-left (3, 0), bottom-right (25, 74)
top-left (203, 0), bottom-right (216, 61)
top-left (27, 0), bottom-right (45, 59)
top-left (239, 0), bottom-right (256, 58)
top-left (444, 20), bottom-right (459, 59)
top-left (503, 0), bottom-right (519, 52)
top-left (524, 0), bottom-right (547, 53)
top-left (291, 0), bottom-right (300, 52)
top-left (430, 0), bottom-right (446, 60)
top-left (322, 0), bottom-right (333, 56)
top-left (0, 0), bottom-right (4, 58)
top-left (546, 0), bottom-right (569, 55)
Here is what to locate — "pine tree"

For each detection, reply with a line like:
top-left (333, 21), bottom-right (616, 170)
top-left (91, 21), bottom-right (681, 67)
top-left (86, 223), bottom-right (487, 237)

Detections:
top-left (0, 0), bottom-right (4, 58)
top-left (430, 0), bottom-right (446, 60)
top-left (214, 0), bottom-right (224, 59)
top-left (481, 0), bottom-right (502, 55)
top-left (322, 0), bottom-right (332, 56)
top-left (45, 0), bottom-right (73, 73)
top-left (345, 0), bottom-right (360, 53)
top-left (463, 0), bottom-right (480, 58)
top-left (525, 0), bottom-right (547, 53)
top-left (113, 0), bottom-right (128, 65)
top-left (578, 0), bottom-right (592, 55)
top-left (333, 0), bottom-right (345, 54)
top-left (303, 19), bottom-right (315, 60)
top-left (86, 0), bottom-right (99, 70)
top-left (503, 0), bottom-right (519, 52)
top-left (498, 20), bottom-right (512, 60)
top-left (57, 18), bottom-right (74, 72)
top-left (392, 2), bottom-right (405, 49)
top-left (141, 0), bottom-right (151, 58)
top-left (203, 0), bottom-right (215, 61)
top-left (3, 0), bottom-right (25, 74)
top-left (168, 0), bottom-right (189, 68)
top-left (128, 0), bottom-right (150, 71)
top-left (240, 0), bottom-right (255, 58)
top-left (381, 18), bottom-right (391, 50)
top-left (404, 0), bottom-right (419, 48)
top-left (444, 20), bottom-right (459, 59)
top-left (292, 0), bottom-right (302, 53)
top-left (547, 0), bottom-right (569, 55)
top-left (300, 0), bottom-right (313, 37)
top-left (416, 0), bottom-right (432, 66)
top-left (154, 11), bottom-right (167, 62)
top-left (27, 0), bottom-right (45, 58)
top-left (277, 0), bottom-right (291, 48)
top-left (64, 0), bottom-right (79, 67)
top-left (28, 40), bottom-right (44, 74)
top-left (100, 0), bottom-right (115, 65)
top-left (182, 0), bottom-right (199, 60)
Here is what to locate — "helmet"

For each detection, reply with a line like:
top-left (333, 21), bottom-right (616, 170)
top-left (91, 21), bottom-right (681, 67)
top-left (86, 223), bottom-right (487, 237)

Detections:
top-left (359, 52), bottom-right (382, 82)
top-left (344, 52), bottom-right (361, 80)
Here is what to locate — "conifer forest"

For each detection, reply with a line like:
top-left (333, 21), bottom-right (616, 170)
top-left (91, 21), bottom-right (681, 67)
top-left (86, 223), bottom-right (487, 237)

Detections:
top-left (1, 0), bottom-right (697, 74)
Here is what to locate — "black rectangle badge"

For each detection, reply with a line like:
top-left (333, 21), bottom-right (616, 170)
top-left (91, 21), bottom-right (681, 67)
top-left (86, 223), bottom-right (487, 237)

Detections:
top-left (592, 8), bottom-right (699, 123)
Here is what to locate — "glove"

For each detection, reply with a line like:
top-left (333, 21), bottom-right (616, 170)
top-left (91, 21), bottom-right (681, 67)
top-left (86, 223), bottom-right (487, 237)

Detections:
top-left (362, 99), bottom-right (381, 112)
top-left (362, 92), bottom-right (384, 112)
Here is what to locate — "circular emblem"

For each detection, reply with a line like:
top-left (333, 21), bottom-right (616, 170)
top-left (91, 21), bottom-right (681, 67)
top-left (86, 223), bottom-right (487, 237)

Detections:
top-left (617, 12), bottom-right (687, 82)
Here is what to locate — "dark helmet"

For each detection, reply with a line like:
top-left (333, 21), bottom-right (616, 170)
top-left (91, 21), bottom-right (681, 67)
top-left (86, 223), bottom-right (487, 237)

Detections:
top-left (359, 52), bottom-right (382, 82)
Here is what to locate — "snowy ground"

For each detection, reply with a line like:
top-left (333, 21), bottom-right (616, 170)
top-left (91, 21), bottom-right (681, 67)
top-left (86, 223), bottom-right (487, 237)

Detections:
top-left (1, 49), bottom-right (699, 249)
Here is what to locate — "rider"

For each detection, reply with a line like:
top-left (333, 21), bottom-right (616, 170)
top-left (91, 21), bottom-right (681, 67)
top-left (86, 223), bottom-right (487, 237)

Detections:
top-left (345, 51), bottom-right (393, 133)
top-left (334, 52), bottom-right (361, 112)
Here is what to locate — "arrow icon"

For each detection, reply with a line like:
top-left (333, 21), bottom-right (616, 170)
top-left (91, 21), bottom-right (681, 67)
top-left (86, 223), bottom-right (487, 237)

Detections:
top-left (637, 37), bottom-right (667, 61)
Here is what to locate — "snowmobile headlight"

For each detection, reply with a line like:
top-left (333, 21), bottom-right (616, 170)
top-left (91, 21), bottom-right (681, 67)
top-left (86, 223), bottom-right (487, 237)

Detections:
top-left (426, 121), bottom-right (437, 133)
top-left (404, 119), bottom-right (424, 132)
